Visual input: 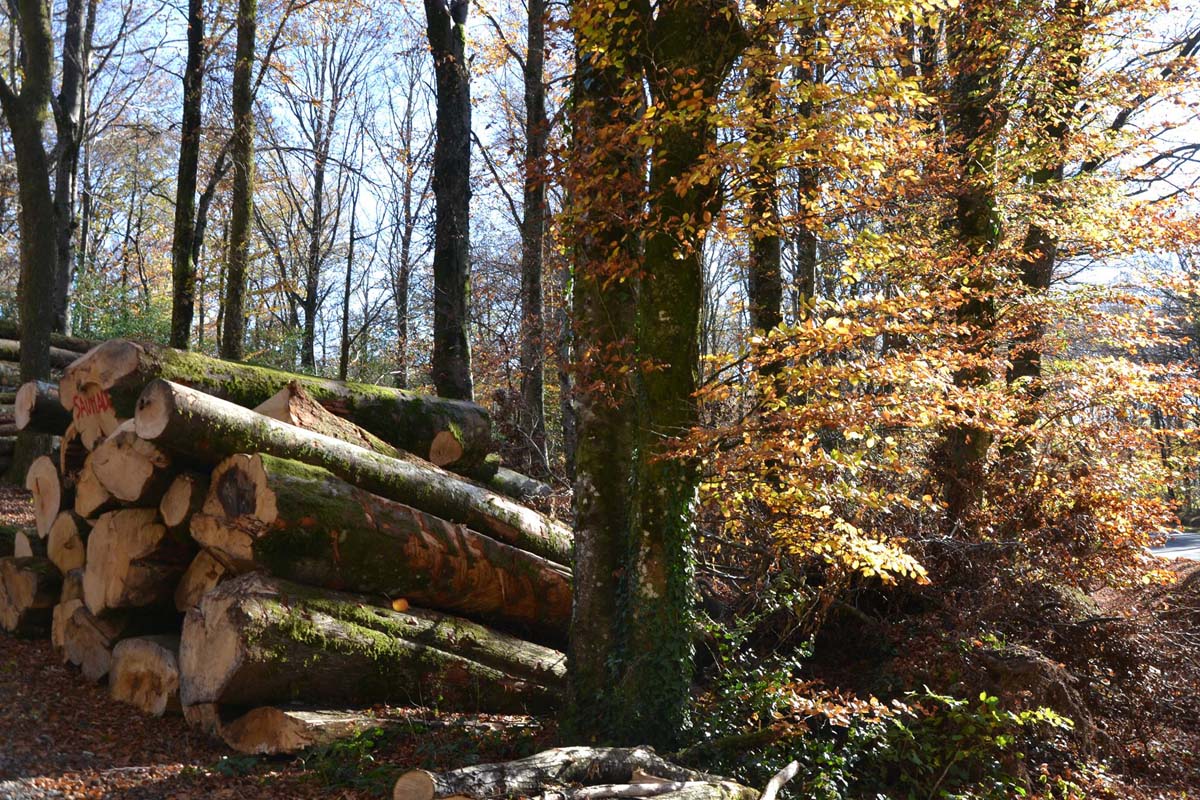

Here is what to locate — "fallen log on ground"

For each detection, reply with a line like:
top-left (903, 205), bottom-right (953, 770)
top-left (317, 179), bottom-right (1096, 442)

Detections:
top-left (221, 706), bottom-right (392, 755)
top-left (83, 508), bottom-right (192, 615)
top-left (179, 573), bottom-right (564, 713)
top-left (0, 556), bottom-right (61, 636)
top-left (16, 381), bottom-right (72, 435)
top-left (109, 635), bottom-right (181, 716)
top-left (59, 600), bottom-right (126, 681)
top-left (136, 381), bottom-right (572, 565)
top-left (190, 453), bottom-right (571, 641)
top-left (62, 339), bottom-right (495, 472)
top-left (26, 456), bottom-right (72, 537)
top-left (392, 747), bottom-right (720, 800)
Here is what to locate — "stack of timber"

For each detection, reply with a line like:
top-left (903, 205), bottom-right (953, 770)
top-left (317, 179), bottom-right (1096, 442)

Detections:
top-left (0, 326), bottom-right (93, 474)
top-left (2, 337), bottom-right (565, 757)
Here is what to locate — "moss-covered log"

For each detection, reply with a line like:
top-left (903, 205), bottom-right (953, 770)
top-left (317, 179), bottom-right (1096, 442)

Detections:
top-left (488, 466), bottom-right (553, 502)
top-left (179, 573), bottom-right (564, 713)
top-left (137, 381), bottom-right (572, 565)
top-left (15, 380), bottom-right (71, 434)
top-left (62, 339), bottom-right (495, 472)
top-left (191, 454), bottom-right (571, 641)
top-left (0, 556), bottom-right (61, 636)
top-left (392, 747), bottom-right (717, 800)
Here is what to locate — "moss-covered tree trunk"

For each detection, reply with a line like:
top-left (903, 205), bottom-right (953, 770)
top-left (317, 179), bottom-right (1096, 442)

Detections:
top-left (192, 453), bottom-right (572, 642)
top-left (169, 0), bottom-right (206, 349)
top-left (425, 0), bottom-right (474, 401)
top-left (180, 573), bottom-right (564, 713)
top-left (566, 0), bottom-right (644, 743)
top-left (220, 0), bottom-right (257, 361)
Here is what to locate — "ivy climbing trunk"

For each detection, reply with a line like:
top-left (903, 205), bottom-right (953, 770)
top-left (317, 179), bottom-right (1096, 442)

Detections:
top-left (220, 0), bottom-right (257, 362)
top-left (169, 0), bottom-right (205, 349)
top-left (566, 0), bottom-right (644, 744)
top-left (425, 0), bottom-right (474, 401)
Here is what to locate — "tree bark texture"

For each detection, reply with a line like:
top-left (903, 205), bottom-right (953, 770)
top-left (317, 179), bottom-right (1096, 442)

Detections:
top-left (170, 0), bottom-right (206, 349)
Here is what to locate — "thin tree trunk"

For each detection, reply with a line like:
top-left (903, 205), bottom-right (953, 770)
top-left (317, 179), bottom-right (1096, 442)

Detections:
top-left (170, 0), bottom-right (206, 349)
top-left (220, 0), bottom-right (258, 361)
top-left (518, 0), bottom-right (548, 476)
top-left (425, 0), bottom-right (474, 400)
top-left (339, 184), bottom-right (359, 381)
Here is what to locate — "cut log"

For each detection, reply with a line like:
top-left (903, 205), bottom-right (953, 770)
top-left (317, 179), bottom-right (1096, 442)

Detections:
top-left (71, 382), bottom-right (125, 450)
top-left (15, 381), bottom-right (72, 434)
top-left (51, 598), bottom-right (81, 651)
top-left (13, 530), bottom-right (49, 558)
top-left (221, 706), bottom-right (390, 755)
top-left (26, 456), bottom-right (72, 537)
top-left (0, 556), bottom-right (61, 637)
top-left (190, 454), bottom-right (571, 641)
top-left (0, 361), bottom-right (61, 390)
top-left (538, 783), bottom-right (759, 800)
top-left (180, 573), bottom-right (564, 713)
top-left (392, 748), bottom-right (715, 800)
top-left (60, 602), bottom-right (128, 681)
top-left (109, 635), bottom-right (181, 716)
top-left (0, 339), bottom-right (80, 369)
top-left (137, 381), bottom-right (572, 565)
top-left (83, 508), bottom-right (192, 615)
top-left (183, 703), bottom-right (228, 737)
top-left (62, 339), bottom-right (495, 471)
top-left (90, 420), bottom-right (174, 504)
top-left (74, 455), bottom-right (120, 518)
top-left (488, 467), bottom-right (553, 502)
top-left (254, 380), bottom-right (405, 457)
top-left (0, 321), bottom-right (95, 353)
top-left (160, 472), bottom-right (209, 531)
top-left (61, 567), bottom-right (84, 602)
top-left (48, 512), bottom-right (90, 573)
top-left (174, 549), bottom-right (231, 612)
top-left (60, 422), bottom-right (87, 484)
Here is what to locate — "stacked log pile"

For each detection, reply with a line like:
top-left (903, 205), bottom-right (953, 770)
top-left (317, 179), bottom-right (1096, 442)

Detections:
top-left (0, 338), bottom-right (565, 756)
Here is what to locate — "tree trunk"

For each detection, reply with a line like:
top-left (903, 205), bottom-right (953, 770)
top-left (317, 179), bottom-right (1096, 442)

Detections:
top-left (0, 343), bottom-right (79, 370)
top-left (82, 508), bottom-right (192, 615)
top-left (425, 0), bottom-right (474, 401)
top-left (170, 0), bottom-right (206, 349)
top-left (0, 556), bottom-right (60, 637)
top-left (62, 339), bottom-right (496, 473)
top-left (220, 0), bottom-right (258, 361)
top-left (110, 635), bottom-right (182, 716)
top-left (566, 5), bottom-right (644, 741)
top-left (518, 0), bottom-right (549, 476)
top-left (0, 321), bottom-right (94, 353)
top-left (136, 380), bottom-right (571, 564)
top-left (180, 573), bottom-right (565, 713)
top-left (745, 1), bottom-right (782, 334)
top-left (191, 453), bottom-right (571, 641)
top-left (935, 0), bottom-right (1006, 532)
top-left (392, 747), bottom-right (714, 800)
top-left (52, 0), bottom-right (97, 335)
